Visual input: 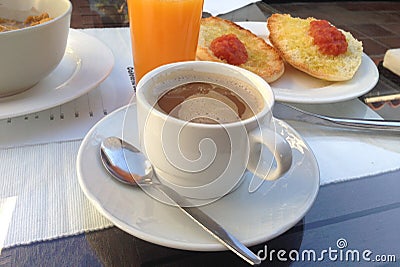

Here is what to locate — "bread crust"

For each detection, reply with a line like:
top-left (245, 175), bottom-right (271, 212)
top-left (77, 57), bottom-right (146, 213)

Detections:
top-left (197, 17), bottom-right (284, 83)
top-left (267, 14), bottom-right (363, 81)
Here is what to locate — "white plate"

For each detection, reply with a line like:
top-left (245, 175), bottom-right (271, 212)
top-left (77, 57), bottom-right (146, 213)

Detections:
top-left (0, 29), bottom-right (114, 120)
top-left (236, 22), bottom-right (379, 104)
top-left (77, 103), bottom-right (320, 251)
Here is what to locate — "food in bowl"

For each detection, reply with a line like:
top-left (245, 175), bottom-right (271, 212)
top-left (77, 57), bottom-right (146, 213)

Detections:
top-left (0, 0), bottom-right (72, 97)
top-left (0, 12), bottom-right (52, 32)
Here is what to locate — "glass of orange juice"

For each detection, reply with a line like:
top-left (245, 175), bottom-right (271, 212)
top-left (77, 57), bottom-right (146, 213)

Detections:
top-left (127, 0), bottom-right (204, 83)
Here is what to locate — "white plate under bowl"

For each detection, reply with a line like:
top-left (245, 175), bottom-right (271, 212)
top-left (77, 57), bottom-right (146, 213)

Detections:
top-left (236, 22), bottom-right (379, 104)
top-left (77, 103), bottom-right (320, 251)
top-left (0, 29), bottom-right (114, 120)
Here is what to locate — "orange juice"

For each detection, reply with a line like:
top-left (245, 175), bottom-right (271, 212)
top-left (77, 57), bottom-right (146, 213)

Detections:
top-left (127, 0), bottom-right (204, 83)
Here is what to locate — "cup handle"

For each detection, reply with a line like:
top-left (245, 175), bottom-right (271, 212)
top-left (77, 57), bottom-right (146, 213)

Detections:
top-left (247, 126), bottom-right (292, 181)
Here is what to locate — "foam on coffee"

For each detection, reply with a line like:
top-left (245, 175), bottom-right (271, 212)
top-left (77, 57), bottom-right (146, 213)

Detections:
top-left (155, 77), bottom-right (264, 124)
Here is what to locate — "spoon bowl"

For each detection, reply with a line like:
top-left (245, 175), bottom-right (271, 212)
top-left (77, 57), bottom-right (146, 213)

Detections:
top-left (100, 136), bottom-right (154, 185)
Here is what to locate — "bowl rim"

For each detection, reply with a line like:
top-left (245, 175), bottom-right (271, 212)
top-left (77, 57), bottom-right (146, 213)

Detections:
top-left (0, 0), bottom-right (72, 36)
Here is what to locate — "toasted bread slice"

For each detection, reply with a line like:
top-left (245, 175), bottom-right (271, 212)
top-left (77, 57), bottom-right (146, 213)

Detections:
top-left (197, 17), bottom-right (284, 83)
top-left (267, 13), bottom-right (363, 81)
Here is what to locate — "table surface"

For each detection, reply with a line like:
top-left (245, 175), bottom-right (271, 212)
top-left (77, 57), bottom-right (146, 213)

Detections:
top-left (1, 1), bottom-right (400, 266)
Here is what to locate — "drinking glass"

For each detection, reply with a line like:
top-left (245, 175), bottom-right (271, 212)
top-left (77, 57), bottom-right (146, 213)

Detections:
top-left (127, 0), bottom-right (204, 83)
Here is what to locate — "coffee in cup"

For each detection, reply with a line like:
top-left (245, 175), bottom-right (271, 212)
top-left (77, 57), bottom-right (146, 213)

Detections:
top-left (156, 81), bottom-right (264, 124)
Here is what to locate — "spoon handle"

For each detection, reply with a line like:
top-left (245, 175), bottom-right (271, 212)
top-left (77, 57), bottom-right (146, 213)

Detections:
top-left (155, 184), bottom-right (261, 266)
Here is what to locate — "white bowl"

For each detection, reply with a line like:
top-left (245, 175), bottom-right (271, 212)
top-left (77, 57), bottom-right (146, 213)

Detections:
top-left (0, 0), bottom-right (72, 97)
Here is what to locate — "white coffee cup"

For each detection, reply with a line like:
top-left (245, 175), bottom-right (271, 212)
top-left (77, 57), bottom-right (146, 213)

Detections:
top-left (135, 61), bottom-right (292, 200)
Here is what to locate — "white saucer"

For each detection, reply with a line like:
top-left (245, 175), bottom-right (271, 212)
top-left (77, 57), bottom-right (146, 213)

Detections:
top-left (237, 22), bottom-right (379, 104)
top-left (77, 103), bottom-right (320, 251)
top-left (0, 29), bottom-right (114, 120)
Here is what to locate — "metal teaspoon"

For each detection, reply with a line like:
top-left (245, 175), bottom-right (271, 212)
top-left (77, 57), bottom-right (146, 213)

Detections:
top-left (100, 136), bottom-right (261, 266)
